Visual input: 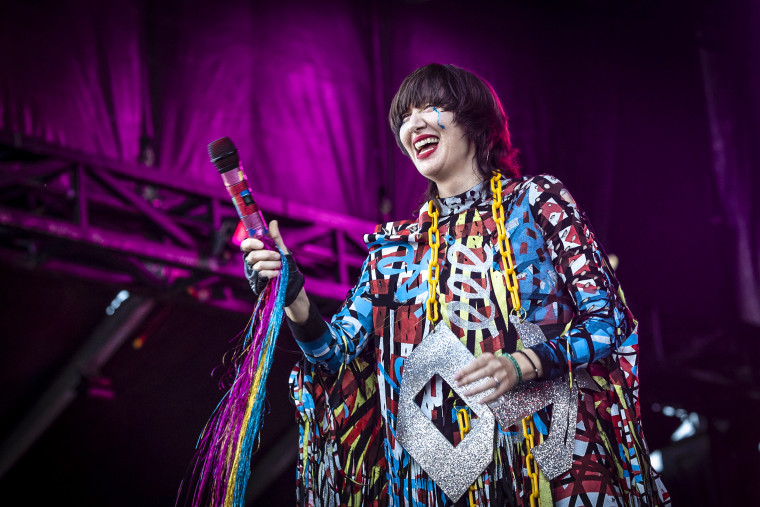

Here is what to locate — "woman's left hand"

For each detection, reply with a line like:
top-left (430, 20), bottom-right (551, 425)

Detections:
top-left (453, 352), bottom-right (519, 404)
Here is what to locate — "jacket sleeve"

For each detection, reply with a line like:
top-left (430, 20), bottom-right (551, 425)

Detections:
top-left (287, 256), bottom-right (375, 374)
top-left (525, 174), bottom-right (636, 380)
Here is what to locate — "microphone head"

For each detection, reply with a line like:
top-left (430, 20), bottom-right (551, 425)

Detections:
top-left (208, 137), bottom-right (239, 173)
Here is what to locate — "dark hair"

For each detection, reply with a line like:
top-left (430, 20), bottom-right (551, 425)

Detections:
top-left (388, 63), bottom-right (521, 202)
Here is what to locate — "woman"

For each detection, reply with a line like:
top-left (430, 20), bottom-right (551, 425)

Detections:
top-left (243, 64), bottom-right (669, 506)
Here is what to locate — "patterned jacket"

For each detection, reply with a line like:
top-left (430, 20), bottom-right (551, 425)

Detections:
top-left (289, 175), bottom-right (669, 506)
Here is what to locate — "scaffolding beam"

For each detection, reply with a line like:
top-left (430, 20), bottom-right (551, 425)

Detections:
top-left (0, 133), bottom-right (377, 309)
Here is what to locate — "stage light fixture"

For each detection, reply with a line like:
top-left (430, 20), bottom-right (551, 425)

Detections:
top-left (106, 290), bottom-right (130, 315)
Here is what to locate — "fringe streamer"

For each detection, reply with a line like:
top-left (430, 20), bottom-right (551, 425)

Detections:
top-left (178, 245), bottom-right (289, 507)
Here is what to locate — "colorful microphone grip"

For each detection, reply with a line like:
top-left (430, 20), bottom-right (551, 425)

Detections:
top-left (208, 137), bottom-right (268, 239)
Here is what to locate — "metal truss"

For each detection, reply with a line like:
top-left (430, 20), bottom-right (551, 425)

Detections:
top-left (0, 133), bottom-right (376, 312)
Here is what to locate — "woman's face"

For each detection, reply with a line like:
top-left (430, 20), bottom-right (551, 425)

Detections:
top-left (399, 105), bottom-right (476, 189)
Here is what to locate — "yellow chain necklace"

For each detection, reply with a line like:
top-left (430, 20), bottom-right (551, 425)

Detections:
top-left (428, 173), bottom-right (540, 507)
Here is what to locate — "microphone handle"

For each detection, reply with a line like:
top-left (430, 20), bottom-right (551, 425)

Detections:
top-left (220, 163), bottom-right (268, 239)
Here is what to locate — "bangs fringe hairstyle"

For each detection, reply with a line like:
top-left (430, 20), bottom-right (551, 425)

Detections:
top-left (389, 63), bottom-right (521, 204)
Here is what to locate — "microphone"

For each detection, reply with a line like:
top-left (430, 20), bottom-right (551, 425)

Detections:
top-left (208, 137), bottom-right (268, 240)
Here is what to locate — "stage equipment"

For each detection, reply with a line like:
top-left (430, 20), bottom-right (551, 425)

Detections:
top-left (209, 138), bottom-right (268, 240)
top-left (180, 138), bottom-right (288, 507)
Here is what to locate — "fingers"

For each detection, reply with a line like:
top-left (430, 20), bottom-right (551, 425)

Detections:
top-left (245, 257), bottom-right (282, 278)
top-left (461, 374), bottom-right (500, 397)
top-left (244, 249), bottom-right (281, 266)
top-left (479, 382), bottom-right (507, 405)
top-left (454, 354), bottom-right (514, 403)
top-left (239, 220), bottom-right (290, 254)
top-left (453, 353), bottom-right (495, 386)
top-left (240, 220), bottom-right (291, 280)
top-left (240, 236), bottom-right (266, 253)
top-left (267, 220), bottom-right (289, 253)
top-left (251, 261), bottom-right (283, 279)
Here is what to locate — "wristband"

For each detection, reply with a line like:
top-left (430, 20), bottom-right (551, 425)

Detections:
top-left (505, 353), bottom-right (522, 386)
top-left (244, 252), bottom-right (305, 306)
top-left (514, 350), bottom-right (540, 380)
top-left (286, 302), bottom-right (328, 343)
top-left (282, 253), bottom-right (305, 305)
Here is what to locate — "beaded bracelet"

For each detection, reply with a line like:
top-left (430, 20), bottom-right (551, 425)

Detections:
top-left (514, 350), bottom-right (540, 380)
top-left (505, 353), bottom-right (522, 385)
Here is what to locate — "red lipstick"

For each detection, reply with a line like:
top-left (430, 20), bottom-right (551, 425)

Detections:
top-left (413, 134), bottom-right (439, 159)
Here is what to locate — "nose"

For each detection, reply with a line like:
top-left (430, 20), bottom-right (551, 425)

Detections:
top-left (406, 109), bottom-right (426, 131)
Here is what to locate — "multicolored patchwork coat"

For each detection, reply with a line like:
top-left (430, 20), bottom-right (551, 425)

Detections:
top-left (288, 175), bottom-right (670, 506)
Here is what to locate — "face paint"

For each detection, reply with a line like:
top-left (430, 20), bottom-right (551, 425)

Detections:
top-left (433, 107), bottom-right (446, 130)
top-left (400, 108), bottom-right (474, 191)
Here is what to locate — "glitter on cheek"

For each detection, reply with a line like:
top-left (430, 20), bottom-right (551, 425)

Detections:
top-left (433, 106), bottom-right (446, 129)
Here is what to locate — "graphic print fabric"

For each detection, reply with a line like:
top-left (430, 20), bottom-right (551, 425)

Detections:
top-left (289, 174), bottom-right (670, 506)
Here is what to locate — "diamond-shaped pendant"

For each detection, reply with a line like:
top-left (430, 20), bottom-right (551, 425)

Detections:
top-left (397, 325), bottom-right (495, 502)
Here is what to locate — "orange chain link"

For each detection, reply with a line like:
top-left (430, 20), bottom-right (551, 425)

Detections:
top-left (456, 408), bottom-right (480, 507)
top-left (425, 200), bottom-right (441, 324)
top-left (425, 174), bottom-right (540, 506)
top-left (491, 173), bottom-right (541, 507)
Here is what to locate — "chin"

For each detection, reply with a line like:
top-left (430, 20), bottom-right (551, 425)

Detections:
top-left (413, 162), bottom-right (444, 180)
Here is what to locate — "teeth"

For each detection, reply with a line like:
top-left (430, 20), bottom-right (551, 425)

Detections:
top-left (414, 137), bottom-right (439, 151)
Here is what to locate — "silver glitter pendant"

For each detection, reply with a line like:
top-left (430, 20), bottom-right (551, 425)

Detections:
top-left (510, 314), bottom-right (547, 347)
top-left (487, 378), bottom-right (577, 480)
top-left (397, 325), bottom-right (495, 502)
top-left (486, 315), bottom-right (592, 480)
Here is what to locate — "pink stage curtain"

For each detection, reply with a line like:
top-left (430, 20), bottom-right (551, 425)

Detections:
top-left (2, 0), bottom-right (756, 328)
top-left (698, 0), bottom-right (760, 325)
top-left (0, 0), bottom-right (148, 164)
top-left (1, 0), bottom-right (381, 219)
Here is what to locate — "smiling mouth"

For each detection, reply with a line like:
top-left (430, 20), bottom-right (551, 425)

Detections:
top-left (414, 137), bottom-right (439, 159)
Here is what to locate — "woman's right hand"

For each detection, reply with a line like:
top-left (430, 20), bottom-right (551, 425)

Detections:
top-left (241, 220), bottom-right (310, 322)
top-left (241, 220), bottom-right (289, 280)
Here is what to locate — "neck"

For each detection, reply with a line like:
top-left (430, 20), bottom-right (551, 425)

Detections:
top-left (435, 170), bottom-right (483, 198)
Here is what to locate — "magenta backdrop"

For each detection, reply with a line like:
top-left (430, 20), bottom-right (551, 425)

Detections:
top-left (0, 0), bottom-right (147, 162)
top-left (2, 1), bottom-right (760, 504)
top-left (1, 0), bottom-right (382, 218)
top-left (1, 0), bottom-right (759, 321)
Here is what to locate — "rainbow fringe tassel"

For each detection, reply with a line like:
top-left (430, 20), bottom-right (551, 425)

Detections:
top-left (180, 247), bottom-right (289, 507)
